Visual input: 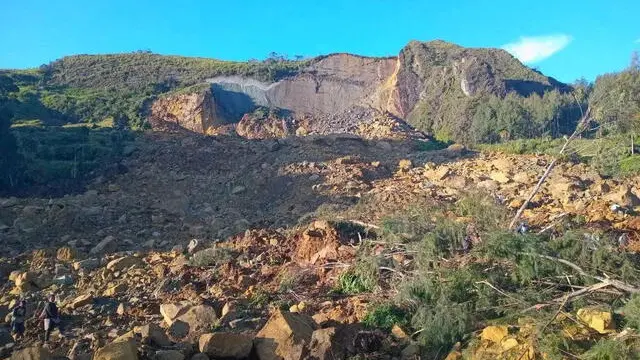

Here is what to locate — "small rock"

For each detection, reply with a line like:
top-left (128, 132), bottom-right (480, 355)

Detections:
top-left (187, 239), bottom-right (202, 254)
top-left (103, 283), bottom-right (128, 297)
top-left (56, 247), bottom-right (77, 262)
top-left (190, 354), bottom-right (208, 360)
top-left (90, 236), bottom-right (116, 255)
top-left (52, 275), bottom-right (73, 286)
top-left (489, 172), bottom-right (511, 184)
top-left (155, 350), bottom-right (184, 360)
top-left (106, 256), bottom-right (143, 272)
top-left (231, 186), bottom-right (246, 195)
top-left (116, 303), bottom-right (126, 316)
top-left (398, 159), bottom-right (413, 171)
top-left (73, 258), bottom-right (100, 271)
top-left (69, 294), bottom-right (93, 310)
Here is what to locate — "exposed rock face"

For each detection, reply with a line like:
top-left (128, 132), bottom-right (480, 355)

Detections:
top-left (209, 54), bottom-right (396, 119)
top-left (149, 89), bottom-right (219, 134)
top-left (147, 42), bottom-right (563, 140)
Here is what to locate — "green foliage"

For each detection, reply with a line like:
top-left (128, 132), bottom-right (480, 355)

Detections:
top-left (0, 75), bottom-right (24, 191)
top-left (621, 295), bottom-right (640, 330)
top-left (377, 191), bottom-right (640, 358)
top-left (413, 139), bottom-right (450, 151)
top-left (2, 126), bottom-right (135, 195)
top-left (619, 155), bottom-right (640, 175)
top-left (189, 247), bottom-right (234, 267)
top-left (400, 41), bottom-right (582, 144)
top-left (581, 339), bottom-right (638, 360)
top-left (590, 67), bottom-right (640, 135)
top-left (363, 304), bottom-right (408, 330)
top-left (248, 287), bottom-right (270, 308)
top-left (335, 259), bottom-right (378, 294)
top-left (479, 135), bottom-right (640, 177)
top-left (0, 52), bottom-right (308, 130)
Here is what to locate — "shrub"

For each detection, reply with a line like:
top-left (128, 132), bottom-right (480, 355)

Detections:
top-left (189, 247), bottom-right (234, 267)
top-left (363, 304), bottom-right (408, 331)
top-left (621, 295), bottom-right (640, 330)
top-left (581, 339), bottom-right (637, 360)
top-left (335, 260), bottom-right (378, 294)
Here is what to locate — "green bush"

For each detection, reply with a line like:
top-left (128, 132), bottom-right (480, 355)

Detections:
top-left (335, 261), bottom-right (378, 294)
top-left (621, 295), bottom-right (640, 330)
top-left (363, 304), bottom-right (408, 330)
top-left (582, 339), bottom-right (638, 360)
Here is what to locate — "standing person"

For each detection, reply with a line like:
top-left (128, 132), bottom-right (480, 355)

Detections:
top-left (39, 295), bottom-right (62, 343)
top-left (10, 300), bottom-right (27, 341)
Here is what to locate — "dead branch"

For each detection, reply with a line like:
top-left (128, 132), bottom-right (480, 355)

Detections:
top-left (523, 280), bottom-right (613, 313)
top-left (523, 253), bottom-right (640, 293)
top-left (476, 280), bottom-right (529, 305)
top-left (342, 219), bottom-right (381, 230)
top-left (537, 213), bottom-right (569, 235)
top-left (509, 107), bottom-right (591, 230)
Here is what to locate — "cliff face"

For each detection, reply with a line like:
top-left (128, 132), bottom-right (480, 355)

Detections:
top-left (207, 54), bottom-right (397, 121)
top-left (147, 41), bottom-right (566, 140)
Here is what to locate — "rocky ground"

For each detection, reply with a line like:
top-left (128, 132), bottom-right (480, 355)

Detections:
top-left (1, 132), bottom-right (639, 359)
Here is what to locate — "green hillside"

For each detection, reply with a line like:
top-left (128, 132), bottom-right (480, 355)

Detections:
top-left (0, 52), bottom-right (306, 129)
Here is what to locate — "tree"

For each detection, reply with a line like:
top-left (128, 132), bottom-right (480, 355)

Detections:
top-left (0, 106), bottom-right (21, 191)
top-left (631, 51), bottom-right (640, 71)
top-left (0, 75), bottom-right (22, 191)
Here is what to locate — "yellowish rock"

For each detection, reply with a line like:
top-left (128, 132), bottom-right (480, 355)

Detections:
top-left (103, 283), bottom-right (128, 297)
top-left (489, 171), bottom-right (510, 184)
top-left (577, 307), bottom-right (615, 334)
top-left (480, 325), bottom-right (508, 343)
top-left (501, 337), bottom-right (519, 351)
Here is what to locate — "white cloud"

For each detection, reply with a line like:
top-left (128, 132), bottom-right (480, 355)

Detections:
top-left (635, 38), bottom-right (640, 44)
top-left (502, 34), bottom-right (573, 64)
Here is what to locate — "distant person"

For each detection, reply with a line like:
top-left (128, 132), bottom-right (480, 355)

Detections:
top-left (39, 295), bottom-right (63, 342)
top-left (10, 300), bottom-right (27, 340)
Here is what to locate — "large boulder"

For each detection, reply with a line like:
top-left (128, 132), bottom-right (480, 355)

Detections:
top-left (10, 346), bottom-right (52, 360)
top-left (94, 339), bottom-right (138, 360)
top-left (134, 323), bottom-right (172, 347)
top-left (198, 333), bottom-right (253, 359)
top-left (254, 310), bottom-right (317, 360)
top-left (161, 303), bottom-right (218, 339)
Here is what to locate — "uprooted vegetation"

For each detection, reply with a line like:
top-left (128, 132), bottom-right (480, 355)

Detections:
top-left (345, 192), bottom-right (640, 359)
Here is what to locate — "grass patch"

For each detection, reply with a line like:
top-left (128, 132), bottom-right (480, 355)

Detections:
top-left (363, 304), bottom-right (409, 331)
top-left (189, 247), bottom-right (235, 267)
top-left (335, 259), bottom-right (378, 295)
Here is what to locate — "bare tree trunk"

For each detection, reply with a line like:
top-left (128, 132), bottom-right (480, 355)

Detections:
top-left (509, 107), bottom-right (591, 230)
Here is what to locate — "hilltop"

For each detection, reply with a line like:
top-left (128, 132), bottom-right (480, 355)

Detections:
top-left (0, 41), bottom-right (579, 143)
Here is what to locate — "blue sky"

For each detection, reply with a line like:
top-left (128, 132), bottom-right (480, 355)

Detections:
top-left (1, 0), bottom-right (638, 83)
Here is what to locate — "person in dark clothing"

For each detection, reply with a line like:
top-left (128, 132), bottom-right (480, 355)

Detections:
top-left (10, 300), bottom-right (27, 340)
top-left (39, 295), bottom-right (62, 342)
